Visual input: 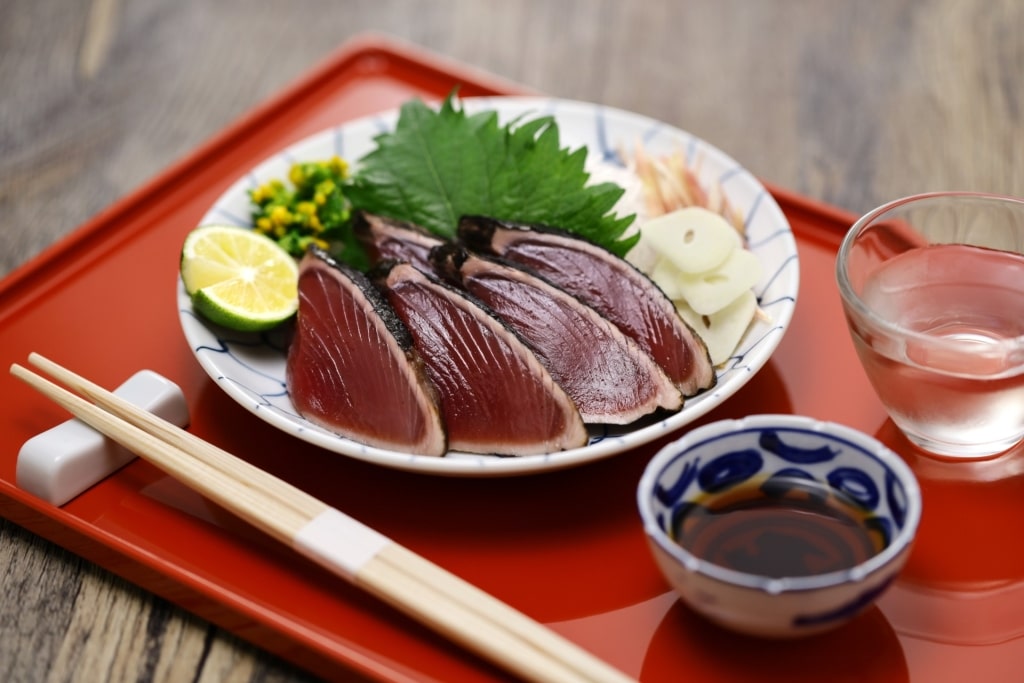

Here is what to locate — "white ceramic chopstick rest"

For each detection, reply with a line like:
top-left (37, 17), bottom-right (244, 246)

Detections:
top-left (16, 370), bottom-right (190, 506)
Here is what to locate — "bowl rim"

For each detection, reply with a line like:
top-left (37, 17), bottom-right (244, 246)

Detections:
top-left (636, 414), bottom-right (923, 594)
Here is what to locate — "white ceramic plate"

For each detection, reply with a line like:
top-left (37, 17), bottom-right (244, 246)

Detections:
top-left (178, 97), bottom-right (799, 477)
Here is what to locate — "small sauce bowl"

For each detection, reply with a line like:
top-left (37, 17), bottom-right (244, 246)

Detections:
top-left (637, 414), bottom-right (922, 638)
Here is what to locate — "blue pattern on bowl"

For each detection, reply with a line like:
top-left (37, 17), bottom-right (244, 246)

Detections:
top-left (181, 97), bottom-right (801, 476)
top-left (638, 415), bottom-right (922, 637)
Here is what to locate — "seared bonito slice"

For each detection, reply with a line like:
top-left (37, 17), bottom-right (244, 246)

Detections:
top-left (458, 216), bottom-right (716, 397)
top-left (287, 247), bottom-right (447, 456)
top-left (376, 261), bottom-right (588, 456)
top-left (430, 243), bottom-right (683, 424)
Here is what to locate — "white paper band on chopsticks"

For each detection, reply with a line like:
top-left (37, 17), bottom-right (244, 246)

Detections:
top-left (293, 507), bottom-right (391, 579)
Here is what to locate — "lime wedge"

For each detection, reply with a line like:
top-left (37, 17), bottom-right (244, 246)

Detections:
top-left (181, 225), bottom-right (299, 331)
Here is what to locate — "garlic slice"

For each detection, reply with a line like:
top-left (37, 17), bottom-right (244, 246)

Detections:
top-left (676, 289), bottom-right (758, 366)
top-left (639, 207), bottom-right (740, 274)
top-left (675, 248), bottom-right (762, 316)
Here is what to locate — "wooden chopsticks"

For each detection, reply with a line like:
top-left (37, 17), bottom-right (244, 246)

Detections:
top-left (10, 353), bottom-right (635, 683)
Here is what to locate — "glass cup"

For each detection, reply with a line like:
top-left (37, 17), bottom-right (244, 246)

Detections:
top-left (836, 191), bottom-right (1024, 459)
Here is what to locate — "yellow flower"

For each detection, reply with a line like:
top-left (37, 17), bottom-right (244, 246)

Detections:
top-left (328, 156), bottom-right (349, 178)
top-left (288, 164), bottom-right (305, 187)
top-left (255, 217), bottom-right (272, 232)
top-left (296, 201), bottom-right (317, 216)
top-left (318, 179), bottom-right (336, 197)
top-left (270, 205), bottom-right (292, 226)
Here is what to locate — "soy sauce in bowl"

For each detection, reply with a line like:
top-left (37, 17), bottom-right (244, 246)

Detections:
top-left (637, 415), bottom-right (922, 637)
top-left (673, 477), bottom-right (886, 578)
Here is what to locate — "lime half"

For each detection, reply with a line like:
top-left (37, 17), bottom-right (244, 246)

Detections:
top-left (181, 225), bottom-right (299, 332)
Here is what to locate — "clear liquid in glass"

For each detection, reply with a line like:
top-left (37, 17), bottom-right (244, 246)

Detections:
top-left (854, 243), bottom-right (1024, 457)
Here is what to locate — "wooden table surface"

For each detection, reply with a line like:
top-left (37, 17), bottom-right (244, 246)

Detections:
top-left (2, 1), bottom-right (1022, 681)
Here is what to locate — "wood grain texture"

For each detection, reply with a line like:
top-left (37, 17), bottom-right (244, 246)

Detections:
top-left (2, 0), bottom-right (1022, 681)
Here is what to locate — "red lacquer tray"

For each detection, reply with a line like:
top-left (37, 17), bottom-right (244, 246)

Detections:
top-left (2, 34), bottom-right (1023, 683)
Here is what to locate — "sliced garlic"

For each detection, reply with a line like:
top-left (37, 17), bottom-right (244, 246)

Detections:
top-left (675, 248), bottom-right (762, 316)
top-left (639, 206), bottom-right (740, 274)
top-left (676, 289), bottom-right (758, 366)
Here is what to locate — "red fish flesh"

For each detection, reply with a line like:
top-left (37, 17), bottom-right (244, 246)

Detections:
top-left (458, 216), bottom-right (716, 397)
top-left (430, 244), bottom-right (683, 424)
top-left (287, 248), bottom-right (447, 456)
top-left (352, 211), bottom-right (445, 273)
top-left (377, 261), bottom-right (588, 455)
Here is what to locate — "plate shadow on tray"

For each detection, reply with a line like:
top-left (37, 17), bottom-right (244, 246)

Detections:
top-left (693, 357), bottom-right (793, 423)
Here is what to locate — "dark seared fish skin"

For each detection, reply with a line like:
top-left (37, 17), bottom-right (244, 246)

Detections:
top-left (287, 247), bottom-right (447, 456)
top-left (376, 261), bottom-right (588, 456)
top-left (431, 244), bottom-right (683, 424)
top-left (352, 211), bottom-right (446, 272)
top-left (458, 216), bottom-right (716, 397)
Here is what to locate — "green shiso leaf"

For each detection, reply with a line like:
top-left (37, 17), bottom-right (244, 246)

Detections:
top-left (346, 95), bottom-right (638, 257)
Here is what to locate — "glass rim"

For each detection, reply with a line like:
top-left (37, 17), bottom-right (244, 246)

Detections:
top-left (836, 191), bottom-right (1024, 359)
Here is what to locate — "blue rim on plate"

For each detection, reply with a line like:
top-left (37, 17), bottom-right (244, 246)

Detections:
top-left (177, 97), bottom-right (800, 476)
